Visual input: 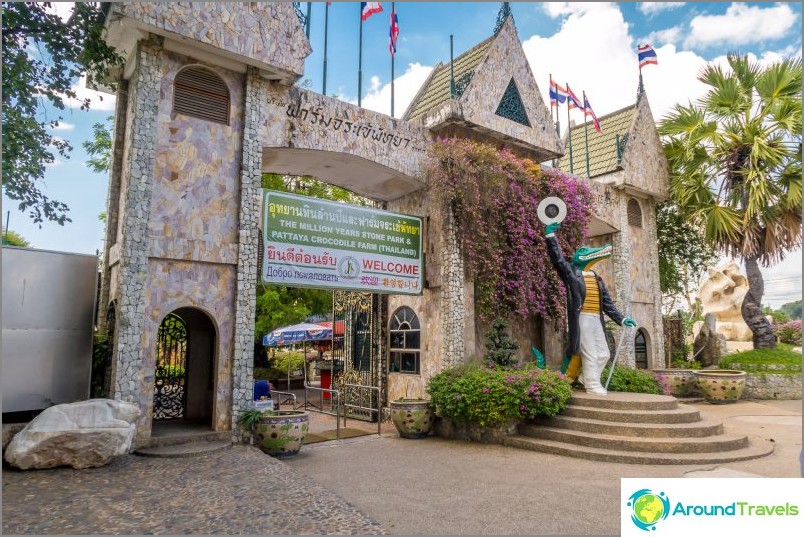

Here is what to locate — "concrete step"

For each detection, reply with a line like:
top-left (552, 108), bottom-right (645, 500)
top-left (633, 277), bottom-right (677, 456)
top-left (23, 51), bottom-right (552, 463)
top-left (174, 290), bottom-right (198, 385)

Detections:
top-left (525, 416), bottom-right (723, 438)
top-left (134, 440), bottom-right (232, 458)
top-left (502, 435), bottom-right (775, 465)
top-left (561, 404), bottom-right (702, 424)
top-left (148, 430), bottom-right (231, 448)
top-left (569, 391), bottom-right (679, 411)
top-left (524, 426), bottom-right (749, 453)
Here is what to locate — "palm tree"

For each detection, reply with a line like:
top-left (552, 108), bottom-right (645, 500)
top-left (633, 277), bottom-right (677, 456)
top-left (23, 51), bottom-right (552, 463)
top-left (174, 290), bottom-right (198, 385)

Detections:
top-left (659, 53), bottom-right (802, 349)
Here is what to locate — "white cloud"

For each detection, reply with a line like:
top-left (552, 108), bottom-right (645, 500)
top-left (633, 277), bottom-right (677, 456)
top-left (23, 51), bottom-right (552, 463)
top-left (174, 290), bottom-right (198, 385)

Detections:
top-left (63, 76), bottom-right (117, 112)
top-left (642, 26), bottom-right (683, 47)
top-left (45, 2), bottom-right (74, 22)
top-left (50, 121), bottom-right (76, 131)
top-left (45, 158), bottom-right (64, 168)
top-left (541, 2), bottom-right (616, 19)
top-left (685, 3), bottom-right (797, 48)
top-left (358, 62), bottom-right (434, 118)
top-left (638, 3), bottom-right (685, 16)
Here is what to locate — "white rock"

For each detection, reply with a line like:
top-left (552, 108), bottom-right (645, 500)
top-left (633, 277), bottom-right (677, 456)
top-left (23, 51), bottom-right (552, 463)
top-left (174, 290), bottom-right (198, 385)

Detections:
top-left (4, 399), bottom-right (140, 470)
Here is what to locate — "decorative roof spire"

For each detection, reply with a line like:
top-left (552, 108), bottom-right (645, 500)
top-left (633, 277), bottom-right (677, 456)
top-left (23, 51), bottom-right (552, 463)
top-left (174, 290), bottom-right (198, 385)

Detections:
top-left (494, 2), bottom-right (512, 34)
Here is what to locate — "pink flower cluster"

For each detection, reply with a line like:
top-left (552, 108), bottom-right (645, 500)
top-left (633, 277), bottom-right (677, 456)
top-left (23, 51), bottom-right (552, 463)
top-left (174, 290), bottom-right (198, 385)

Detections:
top-left (427, 138), bottom-right (593, 322)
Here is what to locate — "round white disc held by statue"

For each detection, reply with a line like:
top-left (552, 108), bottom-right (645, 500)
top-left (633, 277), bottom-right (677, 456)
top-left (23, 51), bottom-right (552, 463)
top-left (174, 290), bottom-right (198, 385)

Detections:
top-left (537, 197), bottom-right (567, 225)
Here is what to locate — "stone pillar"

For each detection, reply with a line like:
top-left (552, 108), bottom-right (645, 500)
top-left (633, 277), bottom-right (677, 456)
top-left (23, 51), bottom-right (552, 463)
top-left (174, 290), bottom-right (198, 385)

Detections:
top-left (231, 67), bottom-right (264, 439)
top-left (111, 38), bottom-right (163, 412)
top-left (644, 197), bottom-right (666, 367)
top-left (611, 194), bottom-right (635, 367)
top-left (441, 207), bottom-right (465, 367)
top-left (97, 79), bottom-right (129, 333)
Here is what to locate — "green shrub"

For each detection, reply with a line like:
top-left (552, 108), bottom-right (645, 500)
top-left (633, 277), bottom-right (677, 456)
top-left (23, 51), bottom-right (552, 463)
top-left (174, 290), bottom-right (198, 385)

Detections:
top-left (90, 334), bottom-right (111, 398)
top-left (720, 347), bottom-right (802, 371)
top-left (269, 351), bottom-right (305, 374)
top-left (484, 317), bottom-right (519, 366)
top-left (671, 358), bottom-right (701, 369)
top-left (155, 364), bottom-right (185, 380)
top-left (600, 365), bottom-right (663, 395)
top-left (426, 364), bottom-right (572, 427)
top-left (772, 321), bottom-right (802, 346)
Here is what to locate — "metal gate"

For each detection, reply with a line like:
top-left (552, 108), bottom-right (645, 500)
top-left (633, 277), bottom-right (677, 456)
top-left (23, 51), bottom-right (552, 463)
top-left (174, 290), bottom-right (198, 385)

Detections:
top-left (332, 290), bottom-right (384, 421)
top-left (153, 312), bottom-right (188, 420)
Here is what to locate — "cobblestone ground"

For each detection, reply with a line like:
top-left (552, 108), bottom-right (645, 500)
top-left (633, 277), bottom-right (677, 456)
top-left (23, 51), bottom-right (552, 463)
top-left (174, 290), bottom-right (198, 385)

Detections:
top-left (2, 445), bottom-right (386, 535)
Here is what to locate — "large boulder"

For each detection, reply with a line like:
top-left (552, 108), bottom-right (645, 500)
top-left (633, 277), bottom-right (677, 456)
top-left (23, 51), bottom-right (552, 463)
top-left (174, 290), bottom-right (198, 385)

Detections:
top-left (697, 261), bottom-right (753, 341)
top-left (4, 399), bottom-right (140, 470)
top-left (693, 313), bottom-right (729, 368)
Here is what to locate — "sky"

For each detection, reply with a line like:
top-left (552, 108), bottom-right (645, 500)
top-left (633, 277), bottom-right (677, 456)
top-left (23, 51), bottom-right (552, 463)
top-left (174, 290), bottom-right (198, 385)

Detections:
top-left (2, 2), bottom-right (802, 308)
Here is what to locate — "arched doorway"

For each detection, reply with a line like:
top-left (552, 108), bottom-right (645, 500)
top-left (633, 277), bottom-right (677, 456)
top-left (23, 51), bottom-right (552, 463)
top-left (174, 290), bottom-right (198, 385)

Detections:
top-left (635, 328), bottom-right (649, 369)
top-left (153, 307), bottom-right (216, 426)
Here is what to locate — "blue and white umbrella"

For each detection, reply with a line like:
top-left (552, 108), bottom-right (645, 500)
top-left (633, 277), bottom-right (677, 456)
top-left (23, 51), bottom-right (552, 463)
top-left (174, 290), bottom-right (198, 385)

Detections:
top-left (262, 322), bottom-right (332, 347)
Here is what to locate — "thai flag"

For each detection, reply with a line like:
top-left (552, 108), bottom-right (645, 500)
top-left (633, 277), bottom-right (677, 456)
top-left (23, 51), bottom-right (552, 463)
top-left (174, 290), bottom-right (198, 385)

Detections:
top-left (389, 6), bottom-right (399, 57)
top-left (584, 95), bottom-right (602, 134)
top-left (549, 80), bottom-right (568, 107)
top-left (638, 44), bottom-right (658, 68)
top-left (361, 2), bottom-right (383, 21)
top-left (567, 85), bottom-right (583, 110)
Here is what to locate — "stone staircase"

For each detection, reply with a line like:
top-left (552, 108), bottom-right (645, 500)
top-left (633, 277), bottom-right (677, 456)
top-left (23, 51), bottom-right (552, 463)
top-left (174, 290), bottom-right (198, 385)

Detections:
top-left (134, 426), bottom-right (232, 458)
top-left (502, 391), bottom-right (774, 464)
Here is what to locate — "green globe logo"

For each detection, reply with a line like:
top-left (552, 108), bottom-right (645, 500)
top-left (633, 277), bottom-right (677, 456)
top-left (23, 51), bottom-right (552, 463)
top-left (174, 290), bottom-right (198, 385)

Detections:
top-left (627, 489), bottom-right (670, 531)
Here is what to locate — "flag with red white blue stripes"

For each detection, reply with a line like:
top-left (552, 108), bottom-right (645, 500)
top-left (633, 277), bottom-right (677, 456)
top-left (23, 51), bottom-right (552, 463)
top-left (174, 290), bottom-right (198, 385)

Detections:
top-left (638, 44), bottom-right (658, 68)
top-left (549, 79), bottom-right (568, 107)
top-left (584, 95), bottom-right (602, 134)
top-left (567, 84), bottom-right (583, 110)
top-left (389, 5), bottom-right (399, 57)
top-left (361, 2), bottom-right (383, 21)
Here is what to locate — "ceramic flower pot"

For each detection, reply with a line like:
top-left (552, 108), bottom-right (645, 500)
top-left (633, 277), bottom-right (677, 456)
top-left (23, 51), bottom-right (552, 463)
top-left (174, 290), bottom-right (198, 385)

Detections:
top-left (694, 370), bottom-right (747, 404)
top-left (652, 369), bottom-right (700, 397)
top-left (253, 410), bottom-right (309, 458)
top-left (390, 399), bottom-right (434, 439)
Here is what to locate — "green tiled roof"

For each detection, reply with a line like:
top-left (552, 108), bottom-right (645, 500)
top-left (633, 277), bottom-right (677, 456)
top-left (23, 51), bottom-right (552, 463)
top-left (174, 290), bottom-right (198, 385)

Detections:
top-left (403, 37), bottom-right (493, 121)
top-left (557, 104), bottom-right (636, 178)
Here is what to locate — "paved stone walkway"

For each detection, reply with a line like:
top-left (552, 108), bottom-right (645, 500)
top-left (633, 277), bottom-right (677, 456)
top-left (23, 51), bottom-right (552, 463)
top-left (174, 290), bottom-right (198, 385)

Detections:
top-left (2, 445), bottom-right (386, 535)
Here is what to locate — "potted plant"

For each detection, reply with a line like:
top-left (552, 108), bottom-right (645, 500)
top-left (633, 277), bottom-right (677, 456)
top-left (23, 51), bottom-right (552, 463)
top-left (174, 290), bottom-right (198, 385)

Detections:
top-left (389, 398), bottom-right (434, 439)
top-left (651, 369), bottom-right (700, 397)
top-left (237, 408), bottom-right (309, 458)
top-left (693, 369), bottom-right (747, 404)
top-left (389, 378), bottom-right (434, 439)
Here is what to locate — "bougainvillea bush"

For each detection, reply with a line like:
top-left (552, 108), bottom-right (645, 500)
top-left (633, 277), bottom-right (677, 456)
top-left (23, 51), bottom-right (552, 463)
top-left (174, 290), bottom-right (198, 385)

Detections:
top-left (426, 364), bottom-right (573, 427)
top-left (427, 138), bottom-right (593, 321)
top-left (773, 321), bottom-right (802, 346)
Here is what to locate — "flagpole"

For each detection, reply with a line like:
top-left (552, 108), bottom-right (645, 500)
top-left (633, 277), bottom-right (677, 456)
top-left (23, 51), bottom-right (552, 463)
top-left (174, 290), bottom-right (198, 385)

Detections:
top-left (358, 4), bottom-right (363, 107)
top-left (306, 2), bottom-right (312, 39)
top-left (566, 82), bottom-right (573, 175)
top-left (583, 91), bottom-right (590, 178)
top-left (322, 2), bottom-right (329, 95)
top-left (391, 2), bottom-right (395, 117)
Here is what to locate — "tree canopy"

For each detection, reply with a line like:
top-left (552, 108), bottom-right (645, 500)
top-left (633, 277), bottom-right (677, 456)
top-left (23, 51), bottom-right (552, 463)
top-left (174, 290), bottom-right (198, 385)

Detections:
top-left (659, 53), bottom-right (802, 348)
top-left (2, 2), bottom-right (121, 225)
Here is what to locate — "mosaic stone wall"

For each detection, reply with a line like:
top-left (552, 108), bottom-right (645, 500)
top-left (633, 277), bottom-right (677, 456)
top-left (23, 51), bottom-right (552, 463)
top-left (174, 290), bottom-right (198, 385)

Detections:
top-left (620, 95), bottom-right (670, 200)
top-left (261, 85), bottom-right (431, 183)
top-left (111, 39), bottom-right (163, 415)
top-left (110, 2), bottom-right (310, 79)
top-left (231, 68), bottom-right (267, 439)
top-left (459, 18), bottom-right (560, 157)
top-left (137, 261), bottom-right (237, 444)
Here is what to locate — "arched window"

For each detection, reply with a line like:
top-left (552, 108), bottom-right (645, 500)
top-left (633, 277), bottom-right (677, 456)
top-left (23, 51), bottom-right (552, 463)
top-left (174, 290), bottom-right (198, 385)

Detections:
top-left (627, 198), bottom-right (642, 228)
top-left (173, 66), bottom-right (230, 124)
top-left (388, 307), bottom-right (421, 374)
top-left (634, 328), bottom-right (648, 369)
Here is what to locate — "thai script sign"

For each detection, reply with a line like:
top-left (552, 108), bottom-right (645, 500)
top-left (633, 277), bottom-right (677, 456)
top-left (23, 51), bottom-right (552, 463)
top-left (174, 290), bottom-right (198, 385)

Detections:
top-left (261, 190), bottom-right (423, 295)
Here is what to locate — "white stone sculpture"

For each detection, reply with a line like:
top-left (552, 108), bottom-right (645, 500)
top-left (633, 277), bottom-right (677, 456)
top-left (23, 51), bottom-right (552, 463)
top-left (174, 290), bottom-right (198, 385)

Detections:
top-left (4, 399), bottom-right (140, 470)
top-left (695, 261), bottom-right (754, 342)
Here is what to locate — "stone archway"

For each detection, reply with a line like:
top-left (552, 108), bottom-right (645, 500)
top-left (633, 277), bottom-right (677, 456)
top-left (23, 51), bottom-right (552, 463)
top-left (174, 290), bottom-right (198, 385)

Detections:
top-left (153, 307), bottom-right (217, 426)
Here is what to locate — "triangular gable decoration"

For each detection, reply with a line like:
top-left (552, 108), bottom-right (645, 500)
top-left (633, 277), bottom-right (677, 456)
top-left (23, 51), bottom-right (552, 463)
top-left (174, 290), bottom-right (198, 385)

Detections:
top-left (495, 78), bottom-right (530, 127)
